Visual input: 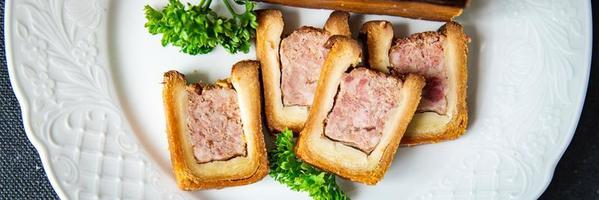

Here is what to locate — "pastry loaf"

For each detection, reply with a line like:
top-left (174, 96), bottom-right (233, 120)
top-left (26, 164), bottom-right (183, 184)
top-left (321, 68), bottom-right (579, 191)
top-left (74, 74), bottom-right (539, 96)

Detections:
top-left (256, 9), bottom-right (351, 133)
top-left (361, 21), bottom-right (469, 146)
top-left (295, 36), bottom-right (425, 184)
top-left (162, 61), bottom-right (268, 190)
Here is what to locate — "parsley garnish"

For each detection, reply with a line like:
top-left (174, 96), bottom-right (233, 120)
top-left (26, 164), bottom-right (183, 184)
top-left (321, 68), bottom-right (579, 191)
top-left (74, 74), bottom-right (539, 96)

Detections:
top-left (269, 129), bottom-right (350, 200)
top-left (144, 0), bottom-right (257, 55)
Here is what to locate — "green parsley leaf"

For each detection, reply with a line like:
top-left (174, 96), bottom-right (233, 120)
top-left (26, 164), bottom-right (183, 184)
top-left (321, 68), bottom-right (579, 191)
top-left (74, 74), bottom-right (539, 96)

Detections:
top-left (144, 0), bottom-right (257, 55)
top-left (269, 129), bottom-right (350, 200)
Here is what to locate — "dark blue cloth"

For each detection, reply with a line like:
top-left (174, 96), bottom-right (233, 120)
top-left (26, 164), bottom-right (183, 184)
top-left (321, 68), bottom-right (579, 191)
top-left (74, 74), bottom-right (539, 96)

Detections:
top-left (0, 0), bottom-right (58, 198)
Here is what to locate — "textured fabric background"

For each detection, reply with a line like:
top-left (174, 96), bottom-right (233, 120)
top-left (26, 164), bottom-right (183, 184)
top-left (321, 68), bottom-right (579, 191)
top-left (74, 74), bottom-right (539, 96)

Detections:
top-left (0, 1), bottom-right (596, 199)
top-left (0, 0), bottom-right (59, 198)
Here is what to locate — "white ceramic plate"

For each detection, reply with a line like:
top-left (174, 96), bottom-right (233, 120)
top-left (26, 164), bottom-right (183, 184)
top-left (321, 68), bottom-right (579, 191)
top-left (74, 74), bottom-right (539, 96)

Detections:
top-left (5, 0), bottom-right (593, 199)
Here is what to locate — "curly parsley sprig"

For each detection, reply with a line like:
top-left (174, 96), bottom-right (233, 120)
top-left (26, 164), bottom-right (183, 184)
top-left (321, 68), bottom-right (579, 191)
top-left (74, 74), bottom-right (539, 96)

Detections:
top-left (144, 0), bottom-right (257, 55)
top-left (269, 129), bottom-right (350, 200)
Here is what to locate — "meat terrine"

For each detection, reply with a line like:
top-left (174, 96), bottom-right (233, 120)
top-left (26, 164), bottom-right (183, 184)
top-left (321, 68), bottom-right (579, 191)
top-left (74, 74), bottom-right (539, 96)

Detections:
top-left (389, 32), bottom-right (447, 114)
top-left (186, 85), bottom-right (246, 164)
top-left (295, 36), bottom-right (425, 185)
top-left (324, 68), bottom-right (403, 154)
top-left (162, 61), bottom-right (268, 190)
top-left (280, 27), bottom-right (331, 106)
top-left (256, 9), bottom-right (351, 132)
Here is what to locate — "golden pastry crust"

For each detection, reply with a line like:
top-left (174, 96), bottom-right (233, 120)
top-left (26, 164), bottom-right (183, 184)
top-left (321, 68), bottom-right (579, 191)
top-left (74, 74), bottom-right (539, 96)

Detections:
top-left (361, 20), bottom-right (469, 146)
top-left (295, 36), bottom-right (425, 185)
top-left (162, 61), bottom-right (268, 190)
top-left (360, 20), bottom-right (394, 73)
top-left (324, 11), bottom-right (351, 37)
top-left (256, 9), bottom-right (351, 133)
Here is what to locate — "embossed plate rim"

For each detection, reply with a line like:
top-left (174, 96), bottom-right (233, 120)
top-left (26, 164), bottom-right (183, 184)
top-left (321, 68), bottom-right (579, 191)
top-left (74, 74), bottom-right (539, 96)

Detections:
top-left (538, 2), bottom-right (593, 196)
top-left (4, 0), bottom-right (594, 199)
top-left (4, 0), bottom-right (68, 198)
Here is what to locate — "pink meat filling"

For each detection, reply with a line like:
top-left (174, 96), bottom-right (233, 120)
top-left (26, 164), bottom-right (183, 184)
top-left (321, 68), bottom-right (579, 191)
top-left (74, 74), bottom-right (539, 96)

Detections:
top-left (389, 32), bottom-right (447, 114)
top-left (280, 27), bottom-right (331, 106)
top-left (186, 86), bottom-right (246, 164)
top-left (324, 68), bottom-right (403, 154)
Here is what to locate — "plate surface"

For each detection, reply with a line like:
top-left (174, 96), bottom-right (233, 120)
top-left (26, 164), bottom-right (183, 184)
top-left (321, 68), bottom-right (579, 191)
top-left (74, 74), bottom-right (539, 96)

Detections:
top-left (5, 0), bottom-right (593, 199)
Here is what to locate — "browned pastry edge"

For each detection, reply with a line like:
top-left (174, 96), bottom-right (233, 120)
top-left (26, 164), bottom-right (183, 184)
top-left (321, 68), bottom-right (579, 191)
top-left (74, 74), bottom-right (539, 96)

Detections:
top-left (257, 0), bottom-right (464, 22)
top-left (360, 20), bottom-right (394, 73)
top-left (324, 10), bottom-right (352, 37)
